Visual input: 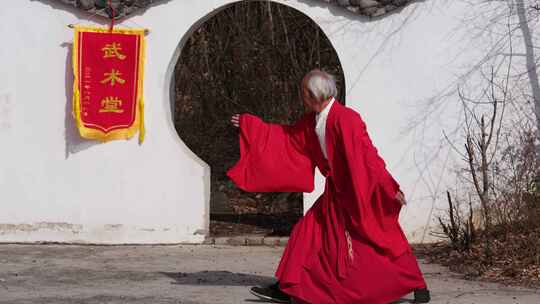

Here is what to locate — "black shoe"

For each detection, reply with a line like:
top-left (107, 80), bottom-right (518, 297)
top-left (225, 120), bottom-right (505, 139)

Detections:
top-left (250, 282), bottom-right (290, 303)
top-left (414, 288), bottom-right (431, 303)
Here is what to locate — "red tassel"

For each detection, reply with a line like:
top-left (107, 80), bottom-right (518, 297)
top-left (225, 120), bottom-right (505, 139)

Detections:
top-left (108, 0), bottom-right (115, 32)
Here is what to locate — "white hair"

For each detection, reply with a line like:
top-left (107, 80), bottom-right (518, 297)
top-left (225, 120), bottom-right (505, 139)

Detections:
top-left (304, 70), bottom-right (338, 102)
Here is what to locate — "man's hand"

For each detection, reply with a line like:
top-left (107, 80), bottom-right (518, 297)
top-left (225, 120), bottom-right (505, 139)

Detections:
top-left (395, 190), bottom-right (407, 206)
top-left (231, 114), bottom-right (240, 128)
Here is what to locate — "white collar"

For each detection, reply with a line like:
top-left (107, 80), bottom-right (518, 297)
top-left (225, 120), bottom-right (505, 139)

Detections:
top-left (316, 97), bottom-right (335, 119)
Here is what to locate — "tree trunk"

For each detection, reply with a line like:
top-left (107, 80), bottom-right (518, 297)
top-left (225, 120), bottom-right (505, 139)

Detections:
top-left (516, 0), bottom-right (540, 180)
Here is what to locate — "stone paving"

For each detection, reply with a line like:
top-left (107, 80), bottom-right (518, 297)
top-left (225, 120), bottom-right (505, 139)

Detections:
top-left (0, 244), bottom-right (538, 303)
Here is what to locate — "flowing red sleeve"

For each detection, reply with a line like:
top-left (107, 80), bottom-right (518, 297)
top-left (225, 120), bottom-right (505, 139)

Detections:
top-left (226, 114), bottom-right (315, 193)
top-left (337, 110), bottom-right (409, 258)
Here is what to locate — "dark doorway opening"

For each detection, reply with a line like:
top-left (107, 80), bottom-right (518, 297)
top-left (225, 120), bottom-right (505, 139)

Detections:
top-left (173, 1), bottom-right (345, 237)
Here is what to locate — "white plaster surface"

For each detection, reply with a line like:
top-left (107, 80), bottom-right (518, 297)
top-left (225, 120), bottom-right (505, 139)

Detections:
top-left (1, 0), bottom-right (478, 243)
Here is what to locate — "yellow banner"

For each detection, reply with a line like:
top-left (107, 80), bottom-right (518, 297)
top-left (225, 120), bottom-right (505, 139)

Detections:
top-left (72, 26), bottom-right (146, 143)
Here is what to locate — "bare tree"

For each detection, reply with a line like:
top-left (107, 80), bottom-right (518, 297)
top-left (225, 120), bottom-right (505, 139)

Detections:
top-left (516, 0), bottom-right (540, 176)
top-left (402, 1), bottom-right (540, 235)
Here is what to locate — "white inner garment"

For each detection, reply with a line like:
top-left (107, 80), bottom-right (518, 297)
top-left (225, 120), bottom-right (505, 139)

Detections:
top-left (315, 97), bottom-right (335, 159)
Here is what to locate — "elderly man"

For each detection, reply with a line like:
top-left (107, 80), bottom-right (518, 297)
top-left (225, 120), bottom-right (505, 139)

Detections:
top-left (228, 70), bottom-right (430, 304)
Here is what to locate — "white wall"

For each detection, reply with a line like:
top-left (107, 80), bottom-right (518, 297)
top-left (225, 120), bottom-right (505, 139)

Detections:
top-left (0, 0), bottom-right (472, 243)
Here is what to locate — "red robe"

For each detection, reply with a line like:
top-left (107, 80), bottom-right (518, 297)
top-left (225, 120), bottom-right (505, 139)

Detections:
top-left (227, 101), bottom-right (427, 304)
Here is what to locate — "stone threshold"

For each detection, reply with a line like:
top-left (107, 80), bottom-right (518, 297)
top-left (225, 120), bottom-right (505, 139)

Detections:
top-left (0, 236), bottom-right (290, 247)
top-left (203, 235), bottom-right (289, 247)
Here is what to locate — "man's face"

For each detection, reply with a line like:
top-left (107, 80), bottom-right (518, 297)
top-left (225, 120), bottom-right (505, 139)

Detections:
top-left (301, 82), bottom-right (319, 113)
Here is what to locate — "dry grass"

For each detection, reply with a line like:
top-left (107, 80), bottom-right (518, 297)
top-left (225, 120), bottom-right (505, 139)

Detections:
top-left (416, 222), bottom-right (540, 288)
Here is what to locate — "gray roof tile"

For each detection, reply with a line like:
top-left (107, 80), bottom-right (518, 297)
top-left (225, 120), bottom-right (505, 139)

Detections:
top-left (52, 0), bottom-right (411, 19)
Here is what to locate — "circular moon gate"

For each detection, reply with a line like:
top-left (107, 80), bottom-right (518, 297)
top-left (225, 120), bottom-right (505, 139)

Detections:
top-left (173, 1), bottom-right (345, 236)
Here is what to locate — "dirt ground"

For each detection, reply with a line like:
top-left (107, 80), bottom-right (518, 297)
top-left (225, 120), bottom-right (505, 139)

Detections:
top-left (0, 244), bottom-right (539, 303)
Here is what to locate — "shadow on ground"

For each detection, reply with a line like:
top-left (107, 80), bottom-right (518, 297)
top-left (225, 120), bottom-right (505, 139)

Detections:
top-left (391, 299), bottom-right (415, 303)
top-left (161, 271), bottom-right (415, 303)
top-left (161, 271), bottom-right (274, 287)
